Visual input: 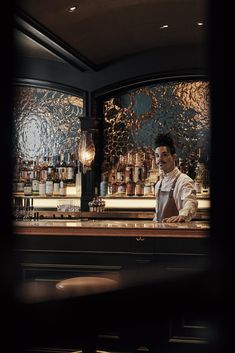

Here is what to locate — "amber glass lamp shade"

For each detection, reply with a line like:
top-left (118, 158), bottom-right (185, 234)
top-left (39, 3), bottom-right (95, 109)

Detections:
top-left (78, 131), bottom-right (95, 173)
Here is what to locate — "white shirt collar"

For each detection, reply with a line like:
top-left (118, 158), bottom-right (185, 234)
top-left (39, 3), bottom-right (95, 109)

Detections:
top-left (161, 167), bottom-right (180, 180)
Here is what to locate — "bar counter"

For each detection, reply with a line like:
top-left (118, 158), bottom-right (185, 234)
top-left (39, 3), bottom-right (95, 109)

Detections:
top-left (14, 219), bottom-right (210, 350)
top-left (14, 219), bottom-right (209, 237)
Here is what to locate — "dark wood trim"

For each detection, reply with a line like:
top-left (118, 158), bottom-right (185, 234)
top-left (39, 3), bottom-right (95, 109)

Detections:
top-left (14, 78), bottom-right (87, 105)
top-left (93, 71), bottom-right (208, 99)
top-left (14, 12), bottom-right (97, 72)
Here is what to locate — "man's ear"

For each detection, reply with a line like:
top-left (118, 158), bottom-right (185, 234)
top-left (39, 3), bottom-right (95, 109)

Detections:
top-left (173, 154), bottom-right (177, 161)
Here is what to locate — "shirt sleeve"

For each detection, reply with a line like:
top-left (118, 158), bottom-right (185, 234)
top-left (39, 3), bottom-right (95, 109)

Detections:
top-left (178, 178), bottom-right (198, 221)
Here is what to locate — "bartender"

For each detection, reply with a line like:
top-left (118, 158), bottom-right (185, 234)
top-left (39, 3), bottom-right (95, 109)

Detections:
top-left (154, 132), bottom-right (198, 222)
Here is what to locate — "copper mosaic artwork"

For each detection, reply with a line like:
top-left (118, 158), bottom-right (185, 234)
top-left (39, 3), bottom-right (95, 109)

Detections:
top-left (103, 80), bottom-right (210, 166)
top-left (13, 86), bottom-right (84, 161)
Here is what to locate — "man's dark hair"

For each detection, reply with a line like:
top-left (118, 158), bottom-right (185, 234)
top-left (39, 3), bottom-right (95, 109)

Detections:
top-left (155, 132), bottom-right (176, 155)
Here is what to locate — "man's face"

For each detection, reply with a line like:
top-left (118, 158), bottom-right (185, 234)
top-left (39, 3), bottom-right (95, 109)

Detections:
top-left (155, 146), bottom-right (176, 174)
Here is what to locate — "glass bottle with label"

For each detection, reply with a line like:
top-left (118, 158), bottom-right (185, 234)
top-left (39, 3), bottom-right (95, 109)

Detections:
top-left (100, 173), bottom-right (108, 197)
top-left (32, 177), bottom-right (39, 196)
top-left (58, 151), bottom-right (66, 181)
top-left (149, 157), bottom-right (159, 184)
top-left (53, 171), bottom-right (60, 196)
top-left (116, 155), bottom-right (125, 182)
top-left (66, 152), bottom-right (75, 184)
top-left (108, 175), bottom-right (117, 195)
top-left (59, 180), bottom-right (66, 196)
top-left (144, 172), bottom-right (152, 196)
top-left (45, 173), bottom-right (53, 196)
top-left (117, 175), bottom-right (126, 195)
top-left (23, 173), bottom-right (32, 196)
top-left (141, 152), bottom-right (148, 181)
top-left (133, 151), bottom-right (141, 182)
top-left (135, 168), bottom-right (144, 196)
top-left (39, 180), bottom-right (46, 196)
top-left (126, 168), bottom-right (135, 196)
top-left (75, 160), bottom-right (82, 196)
top-left (194, 162), bottom-right (203, 194)
top-left (125, 152), bottom-right (134, 183)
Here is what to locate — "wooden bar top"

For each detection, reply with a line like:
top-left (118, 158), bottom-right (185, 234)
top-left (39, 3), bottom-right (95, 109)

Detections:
top-left (14, 220), bottom-right (209, 238)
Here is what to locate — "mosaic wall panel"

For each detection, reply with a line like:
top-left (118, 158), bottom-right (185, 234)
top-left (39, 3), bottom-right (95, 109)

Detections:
top-left (103, 80), bottom-right (210, 167)
top-left (13, 86), bottom-right (84, 162)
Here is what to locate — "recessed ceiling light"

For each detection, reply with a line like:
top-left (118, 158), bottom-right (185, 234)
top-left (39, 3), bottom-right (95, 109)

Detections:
top-left (160, 24), bottom-right (169, 29)
top-left (197, 22), bottom-right (204, 26)
top-left (67, 5), bottom-right (77, 12)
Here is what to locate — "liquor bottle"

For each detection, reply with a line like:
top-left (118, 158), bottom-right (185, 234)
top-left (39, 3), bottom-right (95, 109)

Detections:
top-left (32, 176), bottom-right (39, 196)
top-left (23, 173), bottom-right (32, 196)
top-left (45, 173), bottom-right (53, 196)
top-left (201, 162), bottom-right (210, 196)
top-left (117, 175), bottom-right (126, 195)
top-left (21, 160), bottom-right (29, 181)
top-left (109, 156), bottom-right (117, 184)
top-left (108, 175), bottom-right (117, 195)
top-left (66, 152), bottom-right (75, 184)
top-left (149, 157), bottom-right (159, 184)
top-left (178, 157), bottom-right (189, 174)
top-left (58, 151), bottom-right (66, 181)
top-left (47, 155), bottom-right (55, 179)
top-left (40, 156), bottom-right (48, 181)
top-left (75, 160), bottom-right (82, 196)
top-left (188, 159), bottom-right (196, 180)
top-left (144, 172), bottom-right (152, 196)
top-left (135, 168), bottom-right (144, 196)
top-left (59, 180), bottom-right (66, 196)
top-left (28, 160), bottom-right (35, 181)
top-left (126, 168), bottom-right (135, 196)
top-left (133, 151), bottom-right (141, 182)
top-left (39, 180), bottom-right (46, 196)
top-left (15, 158), bottom-right (24, 193)
top-left (194, 162), bottom-right (203, 194)
top-left (116, 155), bottom-right (125, 182)
top-left (53, 171), bottom-right (60, 196)
top-left (178, 158), bottom-right (185, 173)
top-left (125, 152), bottom-right (134, 183)
top-left (100, 173), bottom-right (108, 197)
top-left (141, 152), bottom-right (148, 181)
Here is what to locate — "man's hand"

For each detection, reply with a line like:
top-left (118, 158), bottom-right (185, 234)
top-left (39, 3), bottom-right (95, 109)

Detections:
top-left (162, 215), bottom-right (187, 223)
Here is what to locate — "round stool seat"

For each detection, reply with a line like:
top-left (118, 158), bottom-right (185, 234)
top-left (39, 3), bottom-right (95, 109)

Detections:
top-left (56, 276), bottom-right (118, 296)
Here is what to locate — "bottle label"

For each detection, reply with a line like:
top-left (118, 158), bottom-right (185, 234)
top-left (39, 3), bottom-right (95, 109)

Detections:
top-left (59, 181), bottom-right (66, 196)
top-left (17, 182), bottom-right (24, 192)
top-left (39, 182), bottom-right (46, 196)
top-left (100, 181), bottom-right (108, 196)
top-left (53, 182), bottom-right (60, 195)
top-left (24, 186), bottom-right (32, 196)
top-left (32, 179), bottom-right (39, 193)
top-left (117, 185), bottom-right (126, 194)
top-left (144, 185), bottom-right (151, 195)
top-left (45, 180), bottom-right (53, 195)
top-left (135, 184), bottom-right (144, 196)
top-left (67, 167), bottom-right (74, 180)
top-left (195, 181), bottom-right (202, 194)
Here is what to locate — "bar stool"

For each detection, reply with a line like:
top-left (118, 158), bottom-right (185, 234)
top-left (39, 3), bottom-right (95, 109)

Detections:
top-left (56, 276), bottom-right (120, 353)
top-left (56, 276), bottom-right (119, 296)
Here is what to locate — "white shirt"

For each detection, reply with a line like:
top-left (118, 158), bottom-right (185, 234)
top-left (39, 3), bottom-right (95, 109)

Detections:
top-left (154, 167), bottom-right (198, 221)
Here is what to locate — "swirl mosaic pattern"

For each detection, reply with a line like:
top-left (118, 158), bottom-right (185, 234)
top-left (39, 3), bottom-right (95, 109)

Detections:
top-left (13, 86), bottom-right (84, 161)
top-left (103, 80), bottom-right (210, 166)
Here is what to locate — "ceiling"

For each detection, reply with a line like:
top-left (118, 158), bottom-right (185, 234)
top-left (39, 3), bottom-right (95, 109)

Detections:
top-left (14, 0), bottom-right (209, 72)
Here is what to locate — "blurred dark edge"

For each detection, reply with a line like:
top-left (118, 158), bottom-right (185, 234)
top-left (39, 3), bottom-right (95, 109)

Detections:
top-left (1, 1), bottom-right (232, 352)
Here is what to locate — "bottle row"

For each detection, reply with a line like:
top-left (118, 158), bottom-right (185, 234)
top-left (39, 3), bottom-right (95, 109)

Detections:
top-left (13, 152), bottom-right (82, 196)
top-left (99, 150), bottom-right (210, 197)
top-left (14, 151), bottom-right (79, 184)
